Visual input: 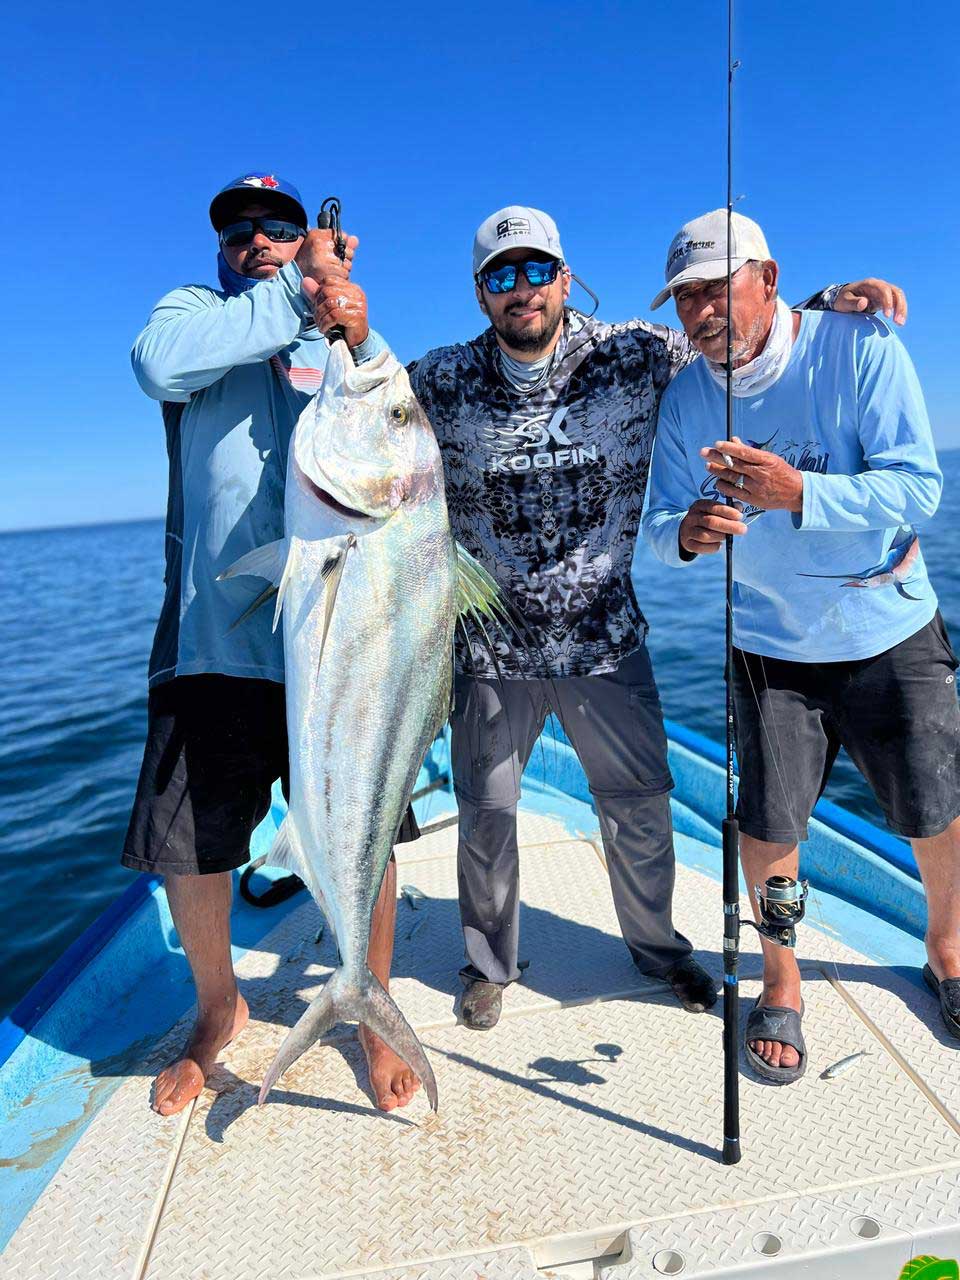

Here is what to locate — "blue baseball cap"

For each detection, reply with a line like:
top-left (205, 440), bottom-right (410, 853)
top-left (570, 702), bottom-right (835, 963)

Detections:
top-left (209, 173), bottom-right (308, 232)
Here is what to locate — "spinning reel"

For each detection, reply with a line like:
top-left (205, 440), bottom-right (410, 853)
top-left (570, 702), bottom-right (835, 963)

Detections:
top-left (746, 875), bottom-right (809, 948)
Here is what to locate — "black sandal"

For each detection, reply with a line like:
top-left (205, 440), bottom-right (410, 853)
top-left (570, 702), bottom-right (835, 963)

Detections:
top-left (922, 964), bottom-right (960, 1040)
top-left (744, 998), bottom-right (807, 1084)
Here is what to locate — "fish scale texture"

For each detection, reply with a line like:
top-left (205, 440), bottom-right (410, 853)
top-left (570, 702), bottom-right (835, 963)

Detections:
top-left (5, 810), bottom-right (960, 1279)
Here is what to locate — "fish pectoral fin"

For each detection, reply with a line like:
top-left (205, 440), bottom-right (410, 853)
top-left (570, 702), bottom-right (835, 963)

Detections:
top-left (316, 534), bottom-right (356, 668)
top-left (218, 538), bottom-right (289, 585)
top-left (896, 582), bottom-right (922, 601)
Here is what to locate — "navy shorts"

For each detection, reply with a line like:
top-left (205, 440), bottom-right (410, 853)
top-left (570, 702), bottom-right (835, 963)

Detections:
top-left (733, 613), bottom-right (960, 843)
top-left (122, 674), bottom-right (419, 876)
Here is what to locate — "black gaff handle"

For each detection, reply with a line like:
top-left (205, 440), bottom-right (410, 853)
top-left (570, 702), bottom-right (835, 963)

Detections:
top-left (316, 196), bottom-right (348, 345)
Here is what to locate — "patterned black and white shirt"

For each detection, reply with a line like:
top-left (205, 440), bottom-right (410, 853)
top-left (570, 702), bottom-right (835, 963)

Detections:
top-left (409, 298), bottom-right (833, 679)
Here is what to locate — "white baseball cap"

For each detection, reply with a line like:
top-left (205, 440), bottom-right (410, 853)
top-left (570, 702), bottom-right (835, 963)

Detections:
top-left (650, 209), bottom-right (772, 310)
top-left (472, 205), bottom-right (565, 276)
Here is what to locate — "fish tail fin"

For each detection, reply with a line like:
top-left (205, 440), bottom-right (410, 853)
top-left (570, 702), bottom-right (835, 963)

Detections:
top-left (258, 966), bottom-right (438, 1111)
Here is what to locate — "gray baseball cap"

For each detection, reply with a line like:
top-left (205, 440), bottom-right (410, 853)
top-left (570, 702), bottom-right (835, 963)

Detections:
top-left (472, 205), bottom-right (565, 276)
top-left (650, 209), bottom-right (772, 309)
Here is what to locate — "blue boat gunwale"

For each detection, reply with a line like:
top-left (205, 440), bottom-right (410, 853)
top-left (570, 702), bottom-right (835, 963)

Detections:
top-left (0, 719), bottom-right (917, 1075)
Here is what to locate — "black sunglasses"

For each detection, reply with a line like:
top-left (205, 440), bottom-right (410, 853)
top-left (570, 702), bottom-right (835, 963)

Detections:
top-left (219, 217), bottom-right (306, 248)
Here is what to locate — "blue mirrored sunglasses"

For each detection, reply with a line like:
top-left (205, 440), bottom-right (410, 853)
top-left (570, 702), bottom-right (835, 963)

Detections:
top-left (479, 258), bottom-right (562, 294)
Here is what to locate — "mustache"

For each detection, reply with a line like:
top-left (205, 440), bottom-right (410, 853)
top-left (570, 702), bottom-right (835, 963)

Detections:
top-left (242, 251), bottom-right (283, 267)
top-left (695, 318), bottom-right (727, 341)
top-left (506, 302), bottom-right (545, 317)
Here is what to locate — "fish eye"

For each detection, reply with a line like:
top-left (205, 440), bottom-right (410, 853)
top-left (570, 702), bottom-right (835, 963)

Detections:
top-left (390, 404), bottom-right (408, 425)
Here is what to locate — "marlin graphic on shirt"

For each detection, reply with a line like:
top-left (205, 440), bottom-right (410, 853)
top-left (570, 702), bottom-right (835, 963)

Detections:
top-left (797, 528), bottom-right (923, 600)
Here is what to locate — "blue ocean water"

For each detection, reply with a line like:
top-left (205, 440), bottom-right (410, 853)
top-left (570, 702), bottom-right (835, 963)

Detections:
top-left (1, 455), bottom-right (957, 1019)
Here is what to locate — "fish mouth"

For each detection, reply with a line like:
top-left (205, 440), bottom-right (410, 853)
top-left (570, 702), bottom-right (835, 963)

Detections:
top-left (304, 475), bottom-right (372, 521)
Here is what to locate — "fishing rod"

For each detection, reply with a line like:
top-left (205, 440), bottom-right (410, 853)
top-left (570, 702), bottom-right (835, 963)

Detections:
top-left (720, 0), bottom-right (808, 1165)
top-left (721, 0), bottom-right (742, 1167)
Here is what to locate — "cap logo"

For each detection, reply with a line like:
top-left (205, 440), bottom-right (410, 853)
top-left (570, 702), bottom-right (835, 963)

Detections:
top-left (242, 175), bottom-right (279, 189)
top-left (668, 238), bottom-right (716, 270)
top-left (497, 217), bottom-right (531, 239)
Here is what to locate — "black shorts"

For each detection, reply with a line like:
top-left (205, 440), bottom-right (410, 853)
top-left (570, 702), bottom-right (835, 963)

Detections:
top-left (122, 674), bottom-right (420, 876)
top-left (733, 613), bottom-right (960, 843)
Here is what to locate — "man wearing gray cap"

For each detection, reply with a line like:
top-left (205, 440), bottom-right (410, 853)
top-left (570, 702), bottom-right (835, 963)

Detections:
top-left (644, 210), bottom-right (958, 1083)
top-left (407, 204), bottom-right (897, 1029)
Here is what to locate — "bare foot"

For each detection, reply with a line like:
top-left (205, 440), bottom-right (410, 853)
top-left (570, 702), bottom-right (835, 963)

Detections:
top-left (359, 1024), bottom-right (421, 1111)
top-left (152, 993), bottom-right (249, 1116)
top-left (750, 978), bottom-right (802, 1071)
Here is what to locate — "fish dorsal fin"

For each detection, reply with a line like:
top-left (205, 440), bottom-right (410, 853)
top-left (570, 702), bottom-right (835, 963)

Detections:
top-left (454, 543), bottom-right (549, 680)
top-left (455, 543), bottom-right (507, 621)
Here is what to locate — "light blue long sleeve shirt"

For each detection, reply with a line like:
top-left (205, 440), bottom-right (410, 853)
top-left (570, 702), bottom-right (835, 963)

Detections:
top-left (132, 259), bottom-right (385, 686)
top-left (643, 311), bottom-right (942, 662)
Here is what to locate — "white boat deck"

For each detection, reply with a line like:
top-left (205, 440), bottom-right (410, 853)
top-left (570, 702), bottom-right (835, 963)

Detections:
top-left (5, 805), bottom-right (960, 1279)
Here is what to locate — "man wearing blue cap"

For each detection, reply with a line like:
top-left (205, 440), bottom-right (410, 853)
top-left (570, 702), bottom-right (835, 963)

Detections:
top-left (406, 204), bottom-right (904, 1031)
top-left (122, 174), bottom-right (421, 1116)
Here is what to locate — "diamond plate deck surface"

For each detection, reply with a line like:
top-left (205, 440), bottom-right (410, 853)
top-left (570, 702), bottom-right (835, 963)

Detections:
top-left (5, 807), bottom-right (960, 1280)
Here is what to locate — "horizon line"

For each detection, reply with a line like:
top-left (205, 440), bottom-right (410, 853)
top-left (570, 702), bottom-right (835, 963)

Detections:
top-left (3, 439), bottom-right (959, 537)
top-left (0, 513), bottom-right (165, 538)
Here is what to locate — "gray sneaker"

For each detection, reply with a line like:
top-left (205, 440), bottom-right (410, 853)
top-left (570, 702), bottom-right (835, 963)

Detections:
top-left (460, 979), bottom-right (503, 1030)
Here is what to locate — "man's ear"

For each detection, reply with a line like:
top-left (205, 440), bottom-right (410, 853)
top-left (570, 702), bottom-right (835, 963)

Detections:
top-left (762, 259), bottom-right (779, 300)
top-left (475, 281), bottom-right (489, 315)
top-left (562, 266), bottom-right (572, 302)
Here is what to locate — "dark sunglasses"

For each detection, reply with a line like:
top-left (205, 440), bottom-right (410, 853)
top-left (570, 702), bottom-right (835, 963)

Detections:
top-left (479, 257), bottom-right (562, 294)
top-left (219, 217), bottom-right (306, 248)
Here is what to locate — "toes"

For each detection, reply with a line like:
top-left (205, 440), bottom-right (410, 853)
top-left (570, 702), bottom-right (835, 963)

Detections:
top-left (151, 1062), bottom-right (204, 1115)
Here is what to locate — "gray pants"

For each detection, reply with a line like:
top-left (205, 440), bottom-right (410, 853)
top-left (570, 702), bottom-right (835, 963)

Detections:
top-left (451, 647), bottom-right (692, 984)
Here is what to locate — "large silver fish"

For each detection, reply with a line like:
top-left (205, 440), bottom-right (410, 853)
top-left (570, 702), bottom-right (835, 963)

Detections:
top-left (223, 341), bottom-right (503, 1111)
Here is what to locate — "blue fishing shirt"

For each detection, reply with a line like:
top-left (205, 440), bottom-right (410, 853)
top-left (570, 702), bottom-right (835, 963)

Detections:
top-left (643, 311), bottom-right (942, 663)
top-left (133, 260), bottom-right (385, 686)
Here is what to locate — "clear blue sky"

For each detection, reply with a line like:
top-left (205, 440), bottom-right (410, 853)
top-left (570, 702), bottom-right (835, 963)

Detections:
top-left (3, 0), bottom-right (957, 531)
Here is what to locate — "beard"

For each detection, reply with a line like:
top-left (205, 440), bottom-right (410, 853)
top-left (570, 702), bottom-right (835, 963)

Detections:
top-left (491, 295), bottom-right (565, 355)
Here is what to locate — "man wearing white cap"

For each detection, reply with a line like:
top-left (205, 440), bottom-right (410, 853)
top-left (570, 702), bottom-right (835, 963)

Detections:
top-left (644, 209), bottom-right (959, 1082)
top-left (407, 205), bottom-right (898, 1029)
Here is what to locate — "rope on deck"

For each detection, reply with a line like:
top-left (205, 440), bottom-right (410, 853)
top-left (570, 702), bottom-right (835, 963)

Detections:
top-left (131, 1094), bottom-right (198, 1279)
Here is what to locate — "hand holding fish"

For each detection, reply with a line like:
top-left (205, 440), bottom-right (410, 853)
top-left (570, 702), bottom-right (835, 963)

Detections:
top-left (311, 280), bottom-right (370, 349)
top-left (702, 437), bottom-right (804, 512)
top-left (679, 498), bottom-right (748, 555)
top-left (295, 227), bottom-right (357, 284)
top-left (834, 277), bottom-right (907, 326)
